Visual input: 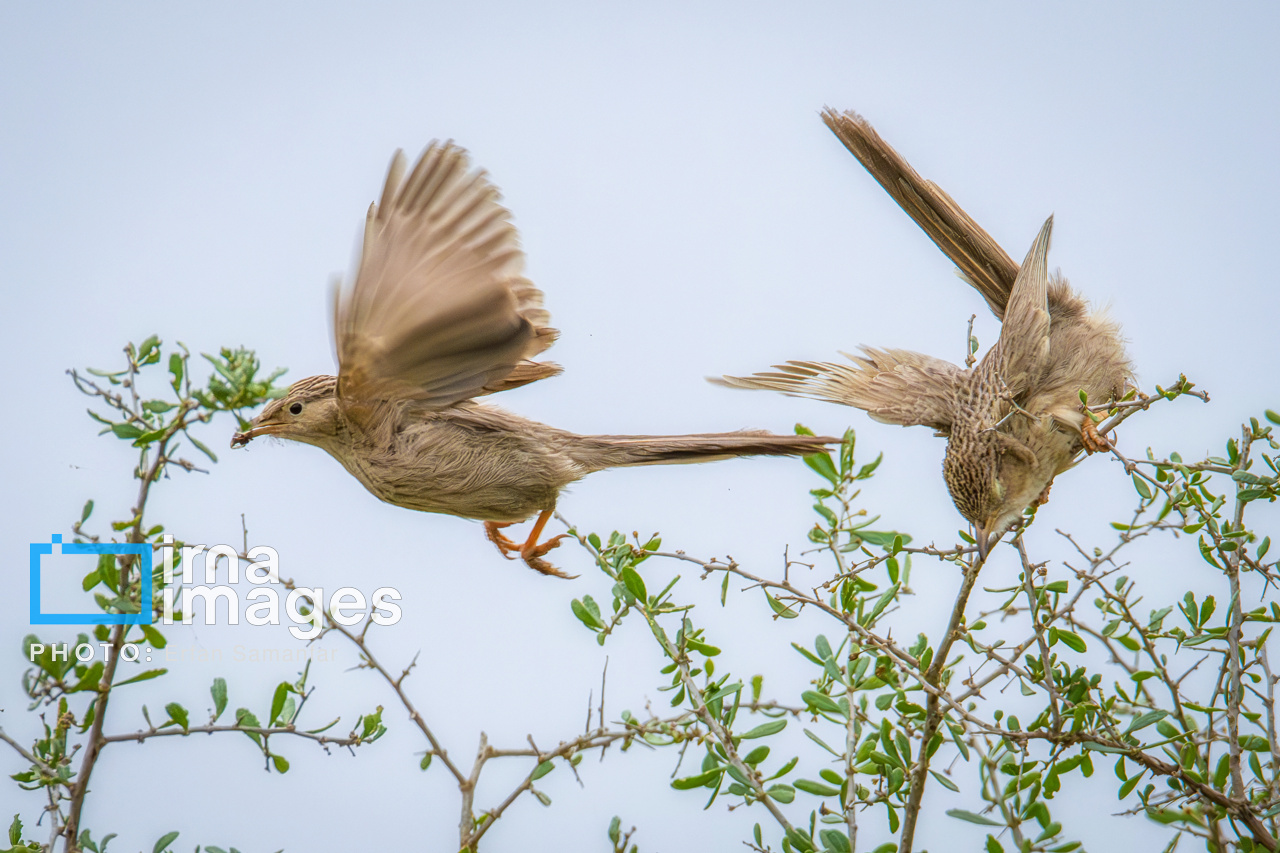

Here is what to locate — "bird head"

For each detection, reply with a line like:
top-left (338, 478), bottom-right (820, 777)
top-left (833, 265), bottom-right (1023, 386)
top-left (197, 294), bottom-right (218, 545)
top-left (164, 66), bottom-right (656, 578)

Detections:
top-left (943, 431), bottom-right (1042, 561)
top-left (231, 374), bottom-right (342, 449)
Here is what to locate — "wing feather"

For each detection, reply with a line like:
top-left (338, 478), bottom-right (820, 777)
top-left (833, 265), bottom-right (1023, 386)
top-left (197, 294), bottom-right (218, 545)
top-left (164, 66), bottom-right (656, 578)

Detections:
top-left (333, 142), bottom-right (557, 415)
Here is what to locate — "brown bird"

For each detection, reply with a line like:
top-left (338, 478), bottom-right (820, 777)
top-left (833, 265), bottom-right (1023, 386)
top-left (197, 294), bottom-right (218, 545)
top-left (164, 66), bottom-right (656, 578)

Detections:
top-left (232, 141), bottom-right (837, 577)
top-left (715, 110), bottom-right (1132, 559)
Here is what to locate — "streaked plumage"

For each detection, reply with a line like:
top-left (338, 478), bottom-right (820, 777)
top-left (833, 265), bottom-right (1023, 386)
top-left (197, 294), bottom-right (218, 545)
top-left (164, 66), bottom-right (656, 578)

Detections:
top-left (234, 142), bottom-right (837, 576)
top-left (715, 110), bottom-right (1132, 558)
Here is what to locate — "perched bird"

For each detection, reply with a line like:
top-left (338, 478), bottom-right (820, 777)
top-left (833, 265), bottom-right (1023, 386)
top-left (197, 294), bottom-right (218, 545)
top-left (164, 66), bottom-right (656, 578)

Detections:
top-left (232, 142), bottom-right (837, 577)
top-left (715, 110), bottom-right (1132, 559)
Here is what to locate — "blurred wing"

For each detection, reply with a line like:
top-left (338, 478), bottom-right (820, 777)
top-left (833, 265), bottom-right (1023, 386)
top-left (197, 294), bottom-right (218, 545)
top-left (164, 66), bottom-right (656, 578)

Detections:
top-left (713, 347), bottom-right (963, 432)
top-left (821, 108), bottom-right (1019, 318)
top-left (477, 360), bottom-right (563, 396)
top-left (333, 142), bottom-right (558, 415)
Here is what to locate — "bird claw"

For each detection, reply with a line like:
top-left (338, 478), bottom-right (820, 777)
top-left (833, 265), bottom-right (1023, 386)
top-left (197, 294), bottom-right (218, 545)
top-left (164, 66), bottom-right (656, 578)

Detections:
top-left (1081, 418), bottom-right (1112, 454)
top-left (522, 535), bottom-right (575, 579)
top-left (483, 521), bottom-right (520, 560)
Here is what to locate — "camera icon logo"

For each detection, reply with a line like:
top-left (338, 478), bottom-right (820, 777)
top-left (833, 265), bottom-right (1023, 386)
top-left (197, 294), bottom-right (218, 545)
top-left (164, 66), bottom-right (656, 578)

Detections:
top-left (30, 534), bottom-right (153, 625)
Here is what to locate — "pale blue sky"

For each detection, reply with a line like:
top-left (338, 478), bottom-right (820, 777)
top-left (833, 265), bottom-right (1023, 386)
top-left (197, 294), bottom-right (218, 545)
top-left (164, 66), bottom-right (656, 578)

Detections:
top-left (2, 4), bottom-right (1278, 851)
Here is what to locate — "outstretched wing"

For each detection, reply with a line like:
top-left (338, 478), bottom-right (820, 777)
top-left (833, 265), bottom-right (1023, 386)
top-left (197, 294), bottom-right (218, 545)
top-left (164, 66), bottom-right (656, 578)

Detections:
top-left (821, 108), bottom-right (1019, 319)
top-left (333, 142), bottom-right (558, 419)
top-left (988, 216), bottom-right (1053, 393)
top-left (713, 347), bottom-right (964, 432)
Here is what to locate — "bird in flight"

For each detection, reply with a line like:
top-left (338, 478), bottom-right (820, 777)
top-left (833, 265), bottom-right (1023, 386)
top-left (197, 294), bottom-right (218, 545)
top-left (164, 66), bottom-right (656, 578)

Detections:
top-left (233, 142), bottom-right (837, 577)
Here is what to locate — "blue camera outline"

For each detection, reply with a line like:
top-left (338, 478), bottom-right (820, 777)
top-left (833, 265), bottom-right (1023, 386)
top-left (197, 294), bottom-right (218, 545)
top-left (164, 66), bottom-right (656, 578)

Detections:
top-left (30, 534), bottom-right (153, 625)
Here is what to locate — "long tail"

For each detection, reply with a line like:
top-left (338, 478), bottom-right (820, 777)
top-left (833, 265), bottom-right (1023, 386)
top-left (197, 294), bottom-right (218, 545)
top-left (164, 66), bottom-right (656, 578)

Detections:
top-left (821, 108), bottom-right (1019, 318)
top-left (713, 347), bottom-right (963, 432)
top-left (569, 430), bottom-right (838, 472)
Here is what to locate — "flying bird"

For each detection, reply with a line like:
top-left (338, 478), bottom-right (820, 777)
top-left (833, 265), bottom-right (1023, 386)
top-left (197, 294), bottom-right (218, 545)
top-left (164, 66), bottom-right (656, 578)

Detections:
top-left (232, 142), bottom-right (837, 577)
top-left (715, 110), bottom-right (1132, 559)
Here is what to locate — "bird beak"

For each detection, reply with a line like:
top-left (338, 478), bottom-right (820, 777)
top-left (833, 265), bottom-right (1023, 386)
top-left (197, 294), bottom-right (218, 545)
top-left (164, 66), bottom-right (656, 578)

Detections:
top-left (974, 525), bottom-right (992, 562)
top-left (230, 421), bottom-right (278, 448)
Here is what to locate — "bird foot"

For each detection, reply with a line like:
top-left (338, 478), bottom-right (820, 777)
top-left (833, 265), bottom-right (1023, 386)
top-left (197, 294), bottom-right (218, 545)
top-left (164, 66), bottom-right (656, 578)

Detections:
top-left (483, 521), bottom-right (520, 560)
top-left (522, 535), bottom-right (575, 579)
top-left (1081, 418), bottom-right (1112, 454)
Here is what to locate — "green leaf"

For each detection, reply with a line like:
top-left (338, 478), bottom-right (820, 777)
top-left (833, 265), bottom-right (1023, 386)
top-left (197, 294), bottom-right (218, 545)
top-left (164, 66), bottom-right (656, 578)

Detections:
top-left (137, 334), bottom-right (161, 363)
top-left (271, 753), bottom-right (290, 773)
top-left (8, 815), bottom-right (24, 846)
top-left (930, 769), bottom-right (960, 791)
top-left (1126, 710), bottom-right (1168, 734)
top-left (1056, 631), bottom-right (1087, 653)
top-left (1132, 475), bottom-right (1153, 500)
top-left (794, 778), bottom-right (841, 797)
top-left (621, 567), bottom-right (647, 602)
top-left (801, 690), bottom-right (845, 716)
top-left (764, 591), bottom-right (798, 619)
top-left (820, 829), bottom-right (852, 853)
top-left (235, 708), bottom-right (263, 745)
top-left (740, 719), bottom-right (787, 739)
top-left (187, 433), bottom-right (218, 463)
top-left (856, 453), bottom-right (883, 479)
top-left (111, 423), bottom-right (143, 440)
top-left (270, 682), bottom-right (291, 724)
top-left (114, 668), bottom-right (168, 687)
top-left (571, 598), bottom-right (605, 631)
top-left (152, 831), bottom-right (179, 853)
top-left (164, 702), bottom-right (189, 732)
top-left (1044, 580), bottom-right (1069, 594)
top-left (804, 727), bottom-right (842, 757)
top-left (211, 677), bottom-right (228, 721)
top-left (80, 500), bottom-right (95, 524)
top-left (704, 682), bottom-right (743, 704)
top-left (804, 451), bottom-right (840, 486)
top-left (531, 760), bottom-right (554, 780)
top-left (1082, 742), bottom-right (1129, 754)
top-left (947, 809), bottom-right (1001, 826)
top-left (766, 783), bottom-right (795, 803)
top-left (866, 582), bottom-right (900, 623)
top-left (168, 353), bottom-right (184, 391)
top-left (671, 768), bottom-right (723, 790)
top-left (138, 624), bottom-right (166, 649)
top-left (986, 835), bottom-right (1004, 853)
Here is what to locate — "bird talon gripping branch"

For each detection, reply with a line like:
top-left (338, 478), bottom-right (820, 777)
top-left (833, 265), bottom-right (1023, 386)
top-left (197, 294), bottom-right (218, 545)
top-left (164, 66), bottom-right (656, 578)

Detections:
top-left (1081, 418), bottom-right (1112, 454)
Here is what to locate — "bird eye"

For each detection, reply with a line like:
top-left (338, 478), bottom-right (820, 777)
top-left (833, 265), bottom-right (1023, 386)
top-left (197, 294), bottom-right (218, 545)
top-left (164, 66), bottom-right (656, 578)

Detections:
top-left (289, 402), bottom-right (303, 415)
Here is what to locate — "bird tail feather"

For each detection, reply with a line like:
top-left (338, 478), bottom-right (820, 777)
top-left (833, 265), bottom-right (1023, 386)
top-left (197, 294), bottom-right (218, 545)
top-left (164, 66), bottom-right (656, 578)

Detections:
top-left (570, 431), bottom-right (837, 471)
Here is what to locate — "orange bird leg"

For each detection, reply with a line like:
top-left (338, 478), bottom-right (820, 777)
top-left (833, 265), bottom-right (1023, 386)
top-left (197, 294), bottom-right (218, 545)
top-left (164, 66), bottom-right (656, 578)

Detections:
top-left (483, 521), bottom-right (520, 559)
top-left (518, 509), bottom-right (575, 579)
top-left (1081, 418), bottom-right (1112, 454)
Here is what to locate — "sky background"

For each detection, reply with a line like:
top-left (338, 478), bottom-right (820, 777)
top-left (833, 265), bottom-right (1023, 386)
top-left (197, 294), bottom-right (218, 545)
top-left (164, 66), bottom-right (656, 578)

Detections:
top-left (2, 3), bottom-right (1278, 851)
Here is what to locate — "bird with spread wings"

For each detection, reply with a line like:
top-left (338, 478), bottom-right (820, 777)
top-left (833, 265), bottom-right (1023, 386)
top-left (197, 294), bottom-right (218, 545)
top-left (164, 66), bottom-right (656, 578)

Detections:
top-left (233, 142), bottom-right (837, 577)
